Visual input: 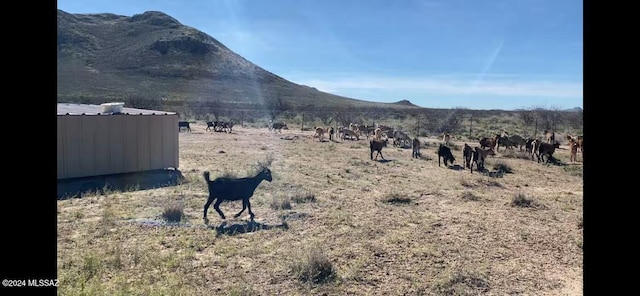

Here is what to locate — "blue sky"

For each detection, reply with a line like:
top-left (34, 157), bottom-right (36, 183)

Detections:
top-left (58, 0), bottom-right (583, 111)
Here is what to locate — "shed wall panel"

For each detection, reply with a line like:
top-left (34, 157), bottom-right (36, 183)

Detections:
top-left (136, 115), bottom-right (151, 171)
top-left (148, 116), bottom-right (163, 170)
top-left (162, 115), bottom-right (179, 168)
top-left (122, 116), bottom-right (138, 173)
top-left (93, 116), bottom-right (110, 176)
top-left (57, 113), bottom-right (179, 179)
top-left (80, 116), bottom-right (97, 176)
top-left (108, 117), bottom-right (124, 174)
top-left (57, 116), bottom-right (65, 178)
top-left (63, 116), bottom-right (82, 178)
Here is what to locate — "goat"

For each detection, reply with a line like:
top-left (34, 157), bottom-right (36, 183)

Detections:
top-left (496, 135), bottom-right (513, 152)
top-left (370, 139), bottom-right (389, 160)
top-left (462, 144), bottom-right (474, 172)
top-left (472, 147), bottom-right (495, 171)
top-left (373, 128), bottom-right (383, 141)
top-left (205, 121), bottom-right (215, 132)
top-left (313, 127), bottom-right (326, 142)
top-left (223, 121), bottom-right (235, 133)
top-left (537, 142), bottom-right (561, 164)
top-left (508, 135), bottom-right (527, 151)
top-left (568, 138), bottom-right (579, 162)
top-left (479, 134), bottom-right (500, 150)
top-left (342, 128), bottom-right (360, 141)
top-left (329, 127), bottom-right (335, 141)
top-left (393, 130), bottom-right (411, 147)
top-left (203, 168), bottom-right (273, 221)
top-left (544, 130), bottom-right (555, 143)
top-left (442, 132), bottom-right (451, 146)
top-left (178, 121), bottom-right (191, 132)
top-left (438, 144), bottom-right (455, 167)
top-left (412, 137), bottom-right (421, 158)
top-left (269, 122), bottom-right (288, 133)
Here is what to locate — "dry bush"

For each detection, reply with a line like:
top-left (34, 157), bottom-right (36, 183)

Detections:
top-left (433, 270), bottom-right (490, 295)
top-left (270, 195), bottom-right (292, 210)
top-left (460, 191), bottom-right (480, 201)
top-left (491, 161), bottom-right (513, 174)
top-left (382, 193), bottom-right (412, 204)
top-left (291, 191), bottom-right (316, 203)
top-left (290, 246), bottom-right (337, 284)
top-left (162, 204), bottom-right (184, 222)
top-left (501, 149), bottom-right (531, 160)
top-left (512, 193), bottom-right (533, 207)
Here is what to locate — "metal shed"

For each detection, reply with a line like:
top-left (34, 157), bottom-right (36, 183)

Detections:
top-left (57, 103), bottom-right (179, 180)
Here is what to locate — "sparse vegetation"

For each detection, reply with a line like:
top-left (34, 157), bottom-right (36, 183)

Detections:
top-left (58, 122), bottom-right (582, 295)
top-left (512, 193), bottom-right (534, 207)
top-left (382, 193), bottom-right (412, 204)
top-left (492, 161), bottom-right (513, 174)
top-left (460, 191), bottom-right (480, 201)
top-left (162, 203), bottom-right (184, 222)
top-left (290, 246), bottom-right (337, 284)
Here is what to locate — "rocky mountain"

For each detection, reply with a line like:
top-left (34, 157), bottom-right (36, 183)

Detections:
top-left (57, 9), bottom-right (419, 111)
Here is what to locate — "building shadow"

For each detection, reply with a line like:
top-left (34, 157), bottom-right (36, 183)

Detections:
top-left (57, 168), bottom-right (185, 199)
top-left (209, 219), bottom-right (289, 236)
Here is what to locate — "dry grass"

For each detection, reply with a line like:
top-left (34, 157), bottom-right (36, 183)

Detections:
top-left (57, 124), bottom-right (583, 295)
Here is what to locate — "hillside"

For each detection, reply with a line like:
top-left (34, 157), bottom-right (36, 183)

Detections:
top-left (57, 9), bottom-right (419, 111)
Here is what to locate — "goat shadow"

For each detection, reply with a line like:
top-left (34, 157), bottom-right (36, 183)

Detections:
top-left (448, 164), bottom-right (464, 171)
top-left (209, 219), bottom-right (289, 236)
top-left (57, 169), bottom-right (185, 200)
top-left (374, 159), bottom-right (392, 163)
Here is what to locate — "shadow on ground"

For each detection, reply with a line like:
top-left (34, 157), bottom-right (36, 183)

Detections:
top-left (209, 219), bottom-right (289, 236)
top-left (57, 169), bottom-right (185, 199)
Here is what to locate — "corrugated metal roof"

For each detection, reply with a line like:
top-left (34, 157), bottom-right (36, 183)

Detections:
top-left (57, 103), bottom-right (177, 116)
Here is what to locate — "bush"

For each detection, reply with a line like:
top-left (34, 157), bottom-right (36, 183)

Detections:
top-left (162, 204), bottom-right (184, 222)
top-left (290, 247), bottom-right (337, 284)
top-left (512, 193), bottom-right (533, 207)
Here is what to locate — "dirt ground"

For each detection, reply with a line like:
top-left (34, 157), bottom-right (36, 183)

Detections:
top-left (57, 124), bottom-right (583, 295)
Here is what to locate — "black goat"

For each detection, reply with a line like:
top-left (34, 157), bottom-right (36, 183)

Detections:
top-left (203, 168), bottom-right (273, 221)
top-left (370, 139), bottom-right (388, 160)
top-left (537, 142), bottom-right (561, 164)
top-left (412, 137), bottom-right (421, 158)
top-left (178, 121), bottom-right (191, 132)
top-left (462, 144), bottom-right (474, 172)
top-left (438, 144), bottom-right (455, 167)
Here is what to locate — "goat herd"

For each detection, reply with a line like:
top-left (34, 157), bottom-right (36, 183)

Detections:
top-left (185, 120), bottom-right (582, 221)
top-left (308, 123), bottom-right (584, 174)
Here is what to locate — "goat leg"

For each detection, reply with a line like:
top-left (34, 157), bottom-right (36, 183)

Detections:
top-left (214, 199), bottom-right (226, 219)
top-left (234, 199), bottom-right (248, 218)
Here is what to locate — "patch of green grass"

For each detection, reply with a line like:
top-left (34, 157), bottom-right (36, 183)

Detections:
top-left (290, 246), bottom-right (337, 285)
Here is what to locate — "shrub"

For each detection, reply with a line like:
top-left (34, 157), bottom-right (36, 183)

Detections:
top-left (270, 195), bottom-right (292, 210)
top-left (492, 161), bottom-right (513, 174)
top-left (291, 191), bottom-right (316, 203)
top-left (382, 193), bottom-right (412, 204)
top-left (162, 204), bottom-right (184, 222)
top-left (290, 247), bottom-right (337, 284)
top-left (512, 193), bottom-right (533, 207)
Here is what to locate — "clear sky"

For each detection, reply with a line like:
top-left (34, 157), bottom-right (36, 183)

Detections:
top-left (57, 0), bottom-right (583, 111)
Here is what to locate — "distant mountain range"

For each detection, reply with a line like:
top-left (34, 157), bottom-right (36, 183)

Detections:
top-left (57, 9), bottom-right (582, 114)
top-left (57, 9), bottom-right (423, 111)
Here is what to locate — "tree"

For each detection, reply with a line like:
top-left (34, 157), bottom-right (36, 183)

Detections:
top-left (517, 108), bottom-right (536, 138)
top-left (264, 97), bottom-right (290, 121)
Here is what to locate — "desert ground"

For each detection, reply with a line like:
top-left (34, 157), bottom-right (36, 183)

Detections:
top-left (57, 123), bottom-right (583, 295)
